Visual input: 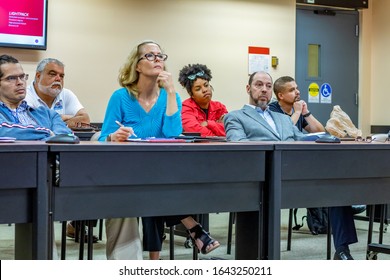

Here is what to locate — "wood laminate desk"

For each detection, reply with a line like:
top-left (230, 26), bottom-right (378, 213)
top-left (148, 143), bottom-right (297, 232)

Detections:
top-left (0, 142), bottom-right (49, 259)
top-left (48, 141), bottom-right (272, 259)
top-left (266, 141), bottom-right (390, 259)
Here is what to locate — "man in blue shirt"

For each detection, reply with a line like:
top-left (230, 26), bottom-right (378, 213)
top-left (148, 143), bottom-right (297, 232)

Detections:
top-left (268, 76), bottom-right (324, 133)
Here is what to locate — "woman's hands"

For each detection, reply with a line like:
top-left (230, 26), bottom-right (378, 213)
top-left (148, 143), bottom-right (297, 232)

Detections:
top-left (109, 126), bottom-right (136, 142)
top-left (157, 71), bottom-right (175, 94)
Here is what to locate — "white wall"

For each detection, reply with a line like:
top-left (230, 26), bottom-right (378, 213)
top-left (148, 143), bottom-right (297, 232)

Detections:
top-left (368, 0), bottom-right (390, 126)
top-left (1, 0), bottom-right (296, 122)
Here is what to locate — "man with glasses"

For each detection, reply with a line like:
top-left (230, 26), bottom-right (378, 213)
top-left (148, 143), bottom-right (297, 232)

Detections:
top-left (0, 54), bottom-right (71, 139)
top-left (224, 71), bottom-right (358, 260)
top-left (99, 40), bottom-right (220, 260)
top-left (25, 58), bottom-right (90, 129)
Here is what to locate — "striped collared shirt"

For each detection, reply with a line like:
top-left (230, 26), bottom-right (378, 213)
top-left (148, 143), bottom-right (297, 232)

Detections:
top-left (0, 101), bottom-right (38, 126)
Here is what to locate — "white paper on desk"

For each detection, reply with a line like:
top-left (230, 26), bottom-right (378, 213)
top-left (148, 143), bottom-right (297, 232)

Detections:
top-left (305, 132), bottom-right (326, 136)
top-left (301, 132), bottom-right (326, 141)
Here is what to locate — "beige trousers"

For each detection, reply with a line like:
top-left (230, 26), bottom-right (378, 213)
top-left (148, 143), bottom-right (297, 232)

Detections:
top-left (105, 218), bottom-right (143, 260)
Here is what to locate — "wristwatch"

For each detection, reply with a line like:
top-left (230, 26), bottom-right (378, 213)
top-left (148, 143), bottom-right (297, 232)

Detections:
top-left (303, 111), bottom-right (311, 118)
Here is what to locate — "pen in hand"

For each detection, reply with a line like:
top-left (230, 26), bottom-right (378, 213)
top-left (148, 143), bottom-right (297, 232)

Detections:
top-left (115, 120), bottom-right (138, 137)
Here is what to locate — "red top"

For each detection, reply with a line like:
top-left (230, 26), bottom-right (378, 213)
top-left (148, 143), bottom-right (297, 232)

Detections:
top-left (181, 98), bottom-right (228, 137)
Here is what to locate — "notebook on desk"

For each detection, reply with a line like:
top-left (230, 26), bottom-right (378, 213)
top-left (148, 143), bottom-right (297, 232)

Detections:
top-left (0, 137), bottom-right (16, 143)
top-left (175, 136), bottom-right (227, 142)
top-left (126, 136), bottom-right (227, 143)
top-left (126, 137), bottom-right (189, 143)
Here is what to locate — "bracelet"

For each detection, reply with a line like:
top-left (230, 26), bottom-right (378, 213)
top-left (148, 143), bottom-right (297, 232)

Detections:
top-left (303, 111), bottom-right (311, 118)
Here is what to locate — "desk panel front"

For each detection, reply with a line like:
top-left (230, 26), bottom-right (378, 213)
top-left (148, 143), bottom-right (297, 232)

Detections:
top-left (49, 141), bottom-right (272, 259)
top-left (0, 142), bottom-right (49, 259)
top-left (267, 142), bottom-right (390, 259)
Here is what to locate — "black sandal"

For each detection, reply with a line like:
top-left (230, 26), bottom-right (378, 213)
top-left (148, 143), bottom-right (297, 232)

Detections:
top-left (188, 224), bottom-right (220, 254)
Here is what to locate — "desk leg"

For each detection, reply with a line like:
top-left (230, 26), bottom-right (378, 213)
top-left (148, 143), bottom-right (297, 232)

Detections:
top-left (235, 211), bottom-right (260, 260)
top-left (267, 150), bottom-right (281, 260)
top-left (15, 223), bottom-right (32, 259)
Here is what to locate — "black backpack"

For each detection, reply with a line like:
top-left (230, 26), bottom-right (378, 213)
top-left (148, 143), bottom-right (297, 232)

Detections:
top-left (292, 207), bottom-right (328, 235)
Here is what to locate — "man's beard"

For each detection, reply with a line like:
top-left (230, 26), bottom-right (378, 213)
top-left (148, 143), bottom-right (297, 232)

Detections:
top-left (250, 92), bottom-right (269, 110)
top-left (37, 81), bottom-right (62, 98)
top-left (256, 100), bottom-right (268, 110)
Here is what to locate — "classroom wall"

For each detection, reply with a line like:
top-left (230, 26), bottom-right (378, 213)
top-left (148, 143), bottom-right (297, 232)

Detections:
top-left (2, 0), bottom-right (388, 137)
top-left (359, 1), bottom-right (372, 135)
top-left (0, 0), bottom-right (296, 123)
top-left (368, 0), bottom-right (390, 127)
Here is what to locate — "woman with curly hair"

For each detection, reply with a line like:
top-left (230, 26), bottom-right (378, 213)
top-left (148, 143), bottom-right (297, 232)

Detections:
top-left (178, 64), bottom-right (228, 137)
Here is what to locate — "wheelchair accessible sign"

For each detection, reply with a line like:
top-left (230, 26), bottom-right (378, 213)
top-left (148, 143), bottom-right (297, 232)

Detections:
top-left (320, 83), bottom-right (332, 104)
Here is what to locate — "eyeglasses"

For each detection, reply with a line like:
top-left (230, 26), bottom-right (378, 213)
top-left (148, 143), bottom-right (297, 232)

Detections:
top-left (355, 136), bottom-right (373, 143)
top-left (187, 71), bottom-right (205, 81)
top-left (137, 53), bottom-right (168, 63)
top-left (355, 135), bottom-right (390, 143)
top-left (1, 74), bottom-right (29, 83)
top-left (69, 122), bottom-right (100, 131)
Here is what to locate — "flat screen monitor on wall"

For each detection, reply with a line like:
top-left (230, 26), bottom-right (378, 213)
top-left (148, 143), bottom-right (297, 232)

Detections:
top-left (0, 0), bottom-right (48, 50)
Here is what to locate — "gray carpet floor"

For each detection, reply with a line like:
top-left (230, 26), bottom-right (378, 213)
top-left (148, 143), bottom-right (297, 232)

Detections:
top-left (1, 210), bottom-right (389, 260)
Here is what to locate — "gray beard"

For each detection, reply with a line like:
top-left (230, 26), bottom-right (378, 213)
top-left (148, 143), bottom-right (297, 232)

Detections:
top-left (256, 101), bottom-right (268, 110)
top-left (37, 82), bottom-right (62, 98)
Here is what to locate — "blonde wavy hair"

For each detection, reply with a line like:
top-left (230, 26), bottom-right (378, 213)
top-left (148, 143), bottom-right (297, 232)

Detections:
top-left (118, 40), bottom-right (164, 98)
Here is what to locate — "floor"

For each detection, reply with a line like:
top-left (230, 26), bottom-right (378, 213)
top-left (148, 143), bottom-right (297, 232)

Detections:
top-left (1, 210), bottom-right (389, 260)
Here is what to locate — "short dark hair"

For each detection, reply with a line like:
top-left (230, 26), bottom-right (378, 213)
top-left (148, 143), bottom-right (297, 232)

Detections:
top-left (248, 71), bottom-right (273, 86)
top-left (273, 76), bottom-right (295, 100)
top-left (0, 55), bottom-right (19, 79)
top-left (178, 63), bottom-right (212, 95)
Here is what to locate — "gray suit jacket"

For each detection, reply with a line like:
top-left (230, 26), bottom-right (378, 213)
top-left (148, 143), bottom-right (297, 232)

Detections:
top-left (224, 105), bottom-right (305, 141)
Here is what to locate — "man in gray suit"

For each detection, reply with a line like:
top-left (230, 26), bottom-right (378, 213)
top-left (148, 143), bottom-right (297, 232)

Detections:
top-left (224, 71), bottom-right (305, 141)
top-left (224, 71), bottom-right (357, 260)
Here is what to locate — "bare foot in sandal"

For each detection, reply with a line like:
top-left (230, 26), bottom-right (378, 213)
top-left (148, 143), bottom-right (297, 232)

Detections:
top-left (188, 224), bottom-right (220, 254)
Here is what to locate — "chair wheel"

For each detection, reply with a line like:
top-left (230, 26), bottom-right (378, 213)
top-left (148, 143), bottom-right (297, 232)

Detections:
top-left (367, 251), bottom-right (378, 260)
top-left (184, 238), bottom-right (193, 248)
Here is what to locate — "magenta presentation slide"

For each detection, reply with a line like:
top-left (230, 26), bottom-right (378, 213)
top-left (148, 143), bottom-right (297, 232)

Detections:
top-left (0, 0), bottom-right (44, 36)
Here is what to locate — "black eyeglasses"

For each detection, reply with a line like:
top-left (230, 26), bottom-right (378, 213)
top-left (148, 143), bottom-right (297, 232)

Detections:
top-left (137, 53), bottom-right (168, 63)
top-left (1, 74), bottom-right (29, 83)
top-left (355, 135), bottom-right (390, 143)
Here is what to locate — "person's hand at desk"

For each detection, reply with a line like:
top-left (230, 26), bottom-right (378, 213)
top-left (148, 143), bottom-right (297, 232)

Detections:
top-left (107, 126), bottom-right (136, 142)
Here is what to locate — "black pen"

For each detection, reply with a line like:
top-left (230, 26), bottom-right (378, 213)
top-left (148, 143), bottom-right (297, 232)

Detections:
top-left (115, 120), bottom-right (138, 137)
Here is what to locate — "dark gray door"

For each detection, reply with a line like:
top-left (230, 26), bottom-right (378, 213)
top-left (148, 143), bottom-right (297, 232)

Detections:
top-left (295, 8), bottom-right (359, 127)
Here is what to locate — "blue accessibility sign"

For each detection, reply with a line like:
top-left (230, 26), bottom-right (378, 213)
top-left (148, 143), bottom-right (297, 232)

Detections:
top-left (320, 83), bottom-right (332, 98)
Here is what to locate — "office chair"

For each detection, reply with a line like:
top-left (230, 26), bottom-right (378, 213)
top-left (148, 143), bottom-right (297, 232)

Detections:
top-left (60, 220), bottom-right (101, 260)
top-left (60, 131), bottom-right (103, 260)
top-left (287, 208), bottom-right (332, 260)
top-left (227, 212), bottom-right (235, 255)
top-left (366, 204), bottom-right (390, 260)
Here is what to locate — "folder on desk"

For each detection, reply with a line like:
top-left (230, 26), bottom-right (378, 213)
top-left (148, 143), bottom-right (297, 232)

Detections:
top-left (175, 136), bottom-right (227, 142)
top-left (0, 137), bottom-right (16, 143)
top-left (126, 137), bottom-right (189, 143)
top-left (126, 136), bottom-right (227, 143)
